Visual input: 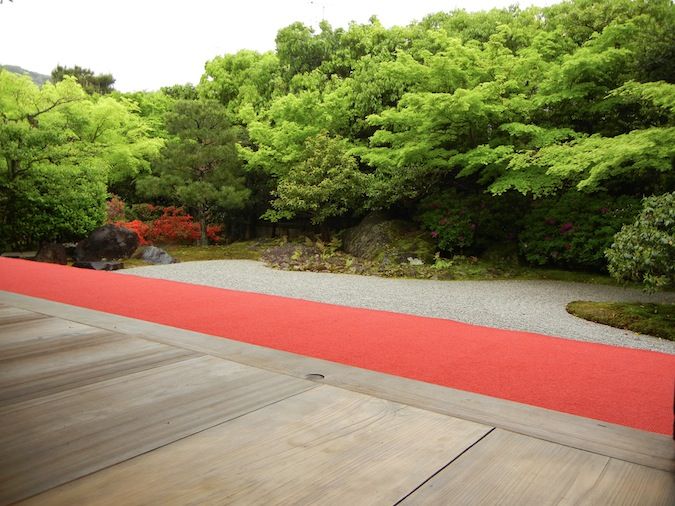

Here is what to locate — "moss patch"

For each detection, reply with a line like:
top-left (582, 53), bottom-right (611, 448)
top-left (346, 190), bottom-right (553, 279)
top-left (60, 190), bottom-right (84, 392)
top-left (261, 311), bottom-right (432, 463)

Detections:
top-left (123, 239), bottom-right (278, 268)
top-left (566, 301), bottom-right (675, 341)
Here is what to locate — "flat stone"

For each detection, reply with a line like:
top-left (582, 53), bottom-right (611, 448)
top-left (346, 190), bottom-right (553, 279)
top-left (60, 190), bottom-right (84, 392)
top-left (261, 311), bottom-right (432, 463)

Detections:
top-left (72, 261), bottom-right (124, 271)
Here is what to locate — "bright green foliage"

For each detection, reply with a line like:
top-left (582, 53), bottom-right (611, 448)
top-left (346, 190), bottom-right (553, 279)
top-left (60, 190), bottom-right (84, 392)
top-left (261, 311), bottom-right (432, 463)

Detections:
top-left (520, 192), bottom-right (640, 270)
top-left (264, 133), bottom-right (367, 225)
top-left (0, 70), bottom-right (159, 249)
top-left (4, 165), bottom-right (107, 249)
top-left (606, 192), bottom-right (675, 292)
top-left (276, 22), bottom-right (337, 80)
top-left (136, 100), bottom-right (250, 245)
top-left (199, 50), bottom-right (284, 123)
top-left (192, 0), bottom-right (674, 269)
top-left (160, 83), bottom-right (198, 100)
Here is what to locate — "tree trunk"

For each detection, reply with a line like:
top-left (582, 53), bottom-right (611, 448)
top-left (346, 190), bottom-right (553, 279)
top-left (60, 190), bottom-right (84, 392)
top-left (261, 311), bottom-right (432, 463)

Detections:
top-left (320, 223), bottom-right (330, 242)
top-left (199, 215), bottom-right (208, 246)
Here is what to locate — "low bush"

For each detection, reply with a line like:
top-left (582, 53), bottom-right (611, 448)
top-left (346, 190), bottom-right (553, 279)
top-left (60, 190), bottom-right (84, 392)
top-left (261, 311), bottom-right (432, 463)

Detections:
top-left (2, 165), bottom-right (107, 250)
top-left (606, 192), bottom-right (674, 292)
top-left (416, 189), bottom-right (526, 254)
top-left (519, 192), bottom-right (640, 270)
top-left (114, 205), bottom-right (222, 246)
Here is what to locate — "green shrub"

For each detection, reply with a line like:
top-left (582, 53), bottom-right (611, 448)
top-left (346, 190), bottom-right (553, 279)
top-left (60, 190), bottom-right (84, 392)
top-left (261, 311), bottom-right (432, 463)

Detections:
top-left (606, 192), bottom-right (675, 292)
top-left (127, 203), bottom-right (163, 222)
top-left (416, 189), bottom-right (526, 254)
top-left (0, 165), bottom-right (107, 250)
top-left (519, 192), bottom-right (640, 270)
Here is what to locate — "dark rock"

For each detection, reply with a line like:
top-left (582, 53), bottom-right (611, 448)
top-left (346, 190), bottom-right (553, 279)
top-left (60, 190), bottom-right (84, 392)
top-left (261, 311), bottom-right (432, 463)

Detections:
top-left (34, 243), bottom-right (68, 265)
top-left (72, 261), bottom-right (124, 271)
top-left (342, 213), bottom-right (436, 265)
top-left (74, 225), bottom-right (139, 261)
top-left (134, 245), bottom-right (176, 265)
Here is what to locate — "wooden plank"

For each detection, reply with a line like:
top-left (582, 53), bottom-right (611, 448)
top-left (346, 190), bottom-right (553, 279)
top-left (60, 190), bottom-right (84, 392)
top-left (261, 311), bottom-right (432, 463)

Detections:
top-left (401, 429), bottom-right (674, 506)
top-left (0, 317), bottom-right (106, 359)
top-left (2, 292), bottom-right (673, 472)
top-left (21, 385), bottom-right (491, 505)
top-left (573, 458), bottom-right (675, 505)
top-left (0, 306), bottom-right (48, 326)
top-left (0, 332), bottom-right (198, 406)
top-left (0, 355), bottom-right (315, 504)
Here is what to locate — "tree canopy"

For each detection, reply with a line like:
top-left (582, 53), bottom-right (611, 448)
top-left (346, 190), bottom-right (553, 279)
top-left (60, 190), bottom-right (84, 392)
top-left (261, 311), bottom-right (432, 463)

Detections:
top-left (1, 0), bottom-right (674, 280)
top-left (136, 100), bottom-right (250, 244)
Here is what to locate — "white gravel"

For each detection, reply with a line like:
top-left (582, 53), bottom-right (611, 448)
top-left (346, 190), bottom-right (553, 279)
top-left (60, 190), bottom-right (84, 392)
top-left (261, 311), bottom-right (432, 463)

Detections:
top-left (121, 260), bottom-right (675, 354)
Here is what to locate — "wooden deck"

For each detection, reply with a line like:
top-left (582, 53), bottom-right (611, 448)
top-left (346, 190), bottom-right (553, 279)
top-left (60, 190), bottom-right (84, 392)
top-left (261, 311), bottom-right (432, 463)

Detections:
top-left (0, 291), bottom-right (673, 505)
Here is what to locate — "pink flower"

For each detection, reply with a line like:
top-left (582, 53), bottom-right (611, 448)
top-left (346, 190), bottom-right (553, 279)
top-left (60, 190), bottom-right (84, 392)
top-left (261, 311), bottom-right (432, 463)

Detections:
top-left (559, 222), bottom-right (573, 234)
top-left (431, 231), bottom-right (439, 238)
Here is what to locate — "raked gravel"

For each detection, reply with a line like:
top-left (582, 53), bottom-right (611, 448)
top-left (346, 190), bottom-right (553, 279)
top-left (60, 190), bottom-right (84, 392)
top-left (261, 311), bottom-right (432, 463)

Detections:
top-left (121, 260), bottom-right (675, 354)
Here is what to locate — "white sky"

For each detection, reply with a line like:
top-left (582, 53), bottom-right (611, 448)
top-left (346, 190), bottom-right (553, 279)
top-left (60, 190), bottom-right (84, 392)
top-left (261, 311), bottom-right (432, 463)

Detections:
top-left (0, 0), bottom-right (561, 92)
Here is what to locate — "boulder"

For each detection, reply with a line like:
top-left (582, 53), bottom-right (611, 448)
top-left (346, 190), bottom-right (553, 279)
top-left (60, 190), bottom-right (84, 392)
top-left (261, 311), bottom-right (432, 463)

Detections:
top-left (135, 245), bottom-right (176, 265)
top-left (342, 213), bottom-right (436, 265)
top-left (74, 225), bottom-right (139, 261)
top-left (34, 243), bottom-right (68, 265)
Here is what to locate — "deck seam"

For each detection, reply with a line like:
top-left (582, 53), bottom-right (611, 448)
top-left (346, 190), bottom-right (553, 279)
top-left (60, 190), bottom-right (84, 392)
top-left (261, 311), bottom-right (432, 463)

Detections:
top-left (393, 427), bottom-right (497, 505)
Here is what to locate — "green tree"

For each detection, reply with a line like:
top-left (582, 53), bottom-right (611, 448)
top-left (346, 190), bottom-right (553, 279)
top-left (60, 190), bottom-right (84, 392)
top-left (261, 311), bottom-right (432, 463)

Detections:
top-left (0, 70), bottom-right (160, 249)
top-left (137, 100), bottom-right (250, 244)
top-left (264, 132), bottom-right (367, 227)
top-left (606, 192), bottom-right (675, 293)
top-left (51, 65), bottom-right (115, 95)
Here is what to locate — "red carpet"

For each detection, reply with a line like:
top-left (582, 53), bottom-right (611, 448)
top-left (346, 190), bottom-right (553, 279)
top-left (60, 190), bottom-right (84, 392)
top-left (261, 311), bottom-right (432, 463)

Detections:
top-left (1, 258), bottom-right (673, 435)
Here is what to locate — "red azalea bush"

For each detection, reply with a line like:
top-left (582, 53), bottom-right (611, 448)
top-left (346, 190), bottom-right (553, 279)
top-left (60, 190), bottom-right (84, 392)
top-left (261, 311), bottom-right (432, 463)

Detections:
top-left (116, 219), bottom-right (150, 246)
top-left (146, 207), bottom-right (201, 244)
top-left (114, 201), bottom-right (223, 245)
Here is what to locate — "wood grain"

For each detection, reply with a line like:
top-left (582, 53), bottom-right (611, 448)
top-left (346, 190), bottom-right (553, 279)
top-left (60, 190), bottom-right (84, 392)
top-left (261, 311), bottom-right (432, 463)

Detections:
top-left (0, 331), bottom-right (197, 406)
top-left (0, 316), bottom-right (106, 359)
top-left (21, 385), bottom-right (491, 506)
top-left (0, 306), bottom-right (48, 326)
top-left (574, 458), bottom-right (675, 505)
top-left (401, 429), bottom-right (674, 505)
top-left (0, 355), bottom-right (314, 504)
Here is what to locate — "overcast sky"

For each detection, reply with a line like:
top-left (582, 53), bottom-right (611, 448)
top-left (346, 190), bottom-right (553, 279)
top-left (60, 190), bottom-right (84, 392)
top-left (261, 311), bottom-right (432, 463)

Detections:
top-left (1, 0), bottom-right (562, 92)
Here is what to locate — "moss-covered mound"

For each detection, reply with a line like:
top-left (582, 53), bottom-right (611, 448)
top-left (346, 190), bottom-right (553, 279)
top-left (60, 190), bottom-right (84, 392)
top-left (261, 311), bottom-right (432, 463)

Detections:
top-left (341, 213), bottom-right (436, 265)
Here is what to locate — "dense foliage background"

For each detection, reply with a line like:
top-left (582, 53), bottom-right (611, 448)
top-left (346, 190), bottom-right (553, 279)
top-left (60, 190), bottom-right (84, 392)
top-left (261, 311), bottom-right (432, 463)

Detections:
top-left (1, 0), bottom-right (673, 284)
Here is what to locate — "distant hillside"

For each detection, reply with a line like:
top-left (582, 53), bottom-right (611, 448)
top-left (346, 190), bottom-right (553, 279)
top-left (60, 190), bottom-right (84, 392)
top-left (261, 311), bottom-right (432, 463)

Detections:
top-left (1, 65), bottom-right (50, 85)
